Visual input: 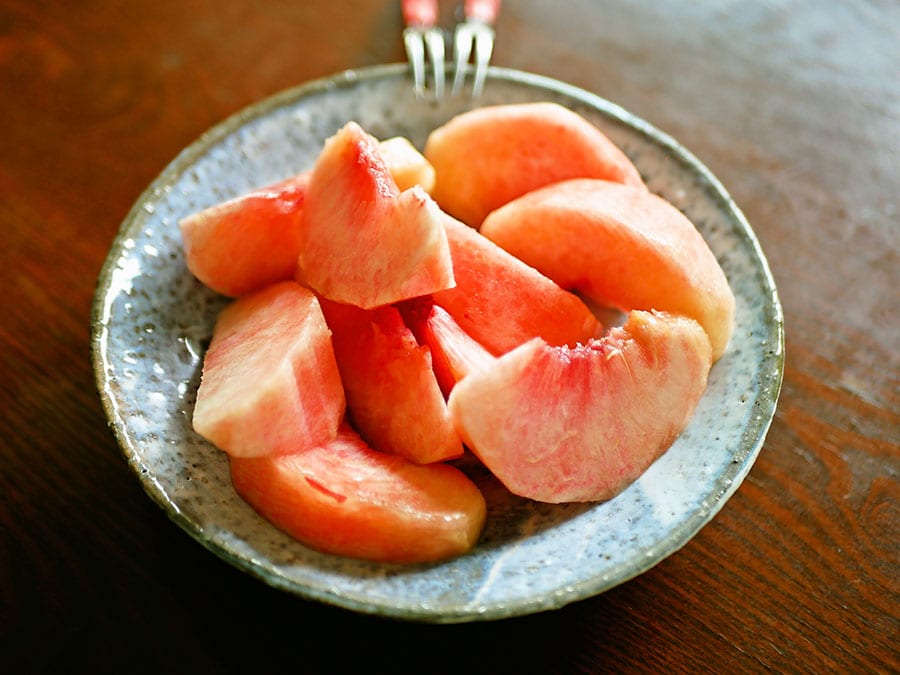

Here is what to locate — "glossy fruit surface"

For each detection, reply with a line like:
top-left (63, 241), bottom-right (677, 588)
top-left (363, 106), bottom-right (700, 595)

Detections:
top-left (399, 298), bottom-right (496, 395)
top-left (179, 137), bottom-right (437, 299)
top-left (481, 178), bottom-right (735, 360)
top-left (425, 102), bottom-right (645, 227)
top-left (378, 136), bottom-right (436, 192)
top-left (432, 213), bottom-right (600, 355)
top-left (448, 310), bottom-right (713, 503)
top-left (297, 122), bottom-right (454, 308)
top-left (229, 424), bottom-right (487, 564)
top-left (179, 172), bottom-right (310, 297)
top-left (192, 281), bottom-right (345, 458)
top-left (320, 298), bottom-right (463, 464)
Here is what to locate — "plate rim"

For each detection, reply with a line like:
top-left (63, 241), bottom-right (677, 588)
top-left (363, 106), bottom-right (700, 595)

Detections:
top-left (91, 62), bottom-right (785, 623)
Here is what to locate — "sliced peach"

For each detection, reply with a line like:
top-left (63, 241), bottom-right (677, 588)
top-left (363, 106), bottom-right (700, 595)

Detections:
top-left (431, 213), bottom-right (601, 355)
top-left (296, 122), bottom-right (454, 309)
top-left (229, 424), bottom-right (487, 564)
top-left (179, 138), bottom-right (432, 299)
top-left (480, 178), bottom-right (736, 360)
top-left (448, 311), bottom-right (713, 503)
top-left (377, 136), bottom-right (436, 193)
top-left (399, 298), bottom-right (496, 396)
top-left (424, 101), bottom-right (646, 227)
top-left (179, 172), bottom-right (311, 297)
top-left (192, 281), bottom-right (345, 458)
top-left (319, 298), bottom-right (463, 464)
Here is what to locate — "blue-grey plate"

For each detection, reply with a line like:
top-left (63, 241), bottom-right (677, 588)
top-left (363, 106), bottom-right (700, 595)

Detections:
top-left (91, 63), bottom-right (784, 623)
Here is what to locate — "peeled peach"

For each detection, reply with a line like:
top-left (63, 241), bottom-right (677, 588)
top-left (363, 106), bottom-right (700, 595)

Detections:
top-left (377, 136), bottom-right (436, 193)
top-left (179, 172), bottom-right (310, 297)
top-left (179, 137), bottom-right (432, 299)
top-left (192, 281), bottom-right (345, 458)
top-left (432, 213), bottom-right (601, 355)
top-left (229, 424), bottom-right (487, 564)
top-left (448, 311), bottom-right (713, 503)
top-left (399, 298), bottom-right (496, 396)
top-left (319, 298), bottom-right (463, 465)
top-left (424, 102), bottom-right (646, 227)
top-left (296, 122), bottom-right (455, 309)
top-left (480, 178), bottom-right (736, 360)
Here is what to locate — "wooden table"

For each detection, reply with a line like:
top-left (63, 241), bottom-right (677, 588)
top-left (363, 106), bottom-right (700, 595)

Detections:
top-left (3, 1), bottom-right (897, 672)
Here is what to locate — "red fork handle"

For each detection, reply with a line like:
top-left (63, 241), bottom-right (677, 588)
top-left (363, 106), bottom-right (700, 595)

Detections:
top-left (464, 0), bottom-right (500, 24)
top-left (402, 0), bottom-right (439, 27)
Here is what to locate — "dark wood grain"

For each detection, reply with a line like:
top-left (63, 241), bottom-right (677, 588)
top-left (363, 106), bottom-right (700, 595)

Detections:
top-left (2, 1), bottom-right (897, 673)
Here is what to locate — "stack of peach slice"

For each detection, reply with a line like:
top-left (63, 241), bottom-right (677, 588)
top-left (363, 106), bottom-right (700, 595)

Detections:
top-left (180, 102), bottom-right (735, 564)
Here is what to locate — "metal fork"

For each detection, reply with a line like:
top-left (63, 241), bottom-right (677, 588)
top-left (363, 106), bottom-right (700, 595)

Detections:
top-left (451, 0), bottom-right (501, 97)
top-left (402, 0), bottom-right (446, 98)
top-left (402, 0), bottom-right (501, 98)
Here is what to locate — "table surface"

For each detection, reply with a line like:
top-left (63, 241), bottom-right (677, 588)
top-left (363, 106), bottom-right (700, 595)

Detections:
top-left (3, 1), bottom-right (897, 672)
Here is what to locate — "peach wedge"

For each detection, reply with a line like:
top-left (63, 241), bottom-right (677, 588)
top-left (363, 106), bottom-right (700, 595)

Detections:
top-left (399, 298), bottom-right (496, 396)
top-left (179, 137), bottom-right (433, 299)
top-left (179, 172), bottom-right (311, 298)
top-left (192, 281), bottom-right (345, 458)
top-left (480, 178), bottom-right (736, 360)
top-left (319, 298), bottom-right (463, 465)
top-left (432, 212), bottom-right (601, 355)
top-left (448, 311), bottom-right (713, 503)
top-left (229, 424), bottom-right (487, 564)
top-left (424, 102), bottom-right (646, 227)
top-left (297, 122), bottom-right (454, 309)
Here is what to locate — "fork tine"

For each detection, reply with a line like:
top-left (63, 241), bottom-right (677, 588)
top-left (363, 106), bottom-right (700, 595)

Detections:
top-left (451, 27), bottom-right (474, 95)
top-left (471, 27), bottom-right (494, 97)
top-left (403, 28), bottom-right (427, 97)
top-left (424, 28), bottom-right (446, 99)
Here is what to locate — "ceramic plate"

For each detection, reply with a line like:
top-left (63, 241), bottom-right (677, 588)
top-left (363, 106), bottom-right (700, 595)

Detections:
top-left (91, 63), bottom-right (784, 623)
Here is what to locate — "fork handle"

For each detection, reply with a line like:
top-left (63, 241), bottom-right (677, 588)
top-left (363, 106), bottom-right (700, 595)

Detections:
top-left (402, 0), bottom-right (438, 27)
top-left (464, 0), bottom-right (501, 24)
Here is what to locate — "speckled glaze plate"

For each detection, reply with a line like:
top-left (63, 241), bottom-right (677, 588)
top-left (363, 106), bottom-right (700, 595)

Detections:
top-left (91, 63), bottom-right (784, 623)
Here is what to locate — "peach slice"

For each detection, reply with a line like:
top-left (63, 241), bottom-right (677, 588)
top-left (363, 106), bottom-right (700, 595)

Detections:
top-left (399, 298), bottom-right (496, 396)
top-left (480, 178), bottom-right (736, 361)
top-left (448, 311), bottom-right (713, 503)
top-left (319, 298), bottom-right (463, 464)
top-left (192, 281), bottom-right (345, 458)
top-left (424, 101), bottom-right (646, 227)
top-left (432, 213), bottom-right (601, 355)
top-left (180, 136), bottom-right (439, 299)
top-left (296, 122), bottom-right (455, 309)
top-left (229, 424), bottom-right (487, 564)
top-left (179, 172), bottom-right (310, 297)
top-left (377, 136), bottom-right (436, 193)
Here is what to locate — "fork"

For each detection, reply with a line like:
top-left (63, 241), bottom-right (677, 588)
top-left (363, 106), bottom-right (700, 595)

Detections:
top-left (402, 0), bottom-right (446, 98)
top-left (451, 0), bottom-right (501, 97)
top-left (402, 0), bottom-right (501, 98)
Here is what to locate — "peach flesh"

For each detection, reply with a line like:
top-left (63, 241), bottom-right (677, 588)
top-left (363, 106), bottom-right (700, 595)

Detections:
top-left (192, 281), bottom-right (345, 458)
top-left (432, 213), bottom-right (601, 355)
top-left (448, 310), bottom-right (713, 503)
top-left (425, 101), bottom-right (646, 227)
top-left (319, 298), bottom-right (463, 465)
top-left (296, 122), bottom-right (455, 309)
top-left (229, 424), bottom-right (487, 564)
top-left (480, 178), bottom-right (736, 361)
